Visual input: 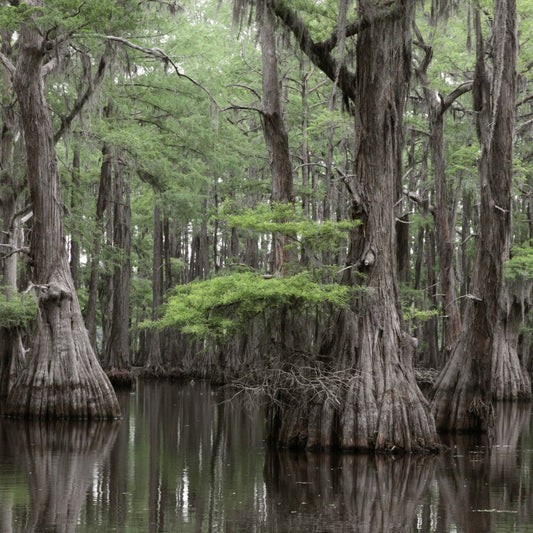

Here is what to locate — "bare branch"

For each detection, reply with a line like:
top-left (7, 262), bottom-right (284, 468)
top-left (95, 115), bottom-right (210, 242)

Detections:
top-left (442, 80), bottom-right (473, 113)
top-left (107, 35), bottom-right (220, 109)
top-left (226, 82), bottom-right (261, 100)
top-left (517, 117), bottom-right (533, 132)
top-left (222, 103), bottom-right (264, 116)
top-left (54, 45), bottom-right (110, 144)
top-left (0, 51), bottom-right (15, 75)
top-left (0, 244), bottom-right (30, 259)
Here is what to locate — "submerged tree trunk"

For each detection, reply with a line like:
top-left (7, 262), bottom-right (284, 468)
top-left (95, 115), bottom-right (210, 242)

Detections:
top-left (431, 0), bottom-right (529, 432)
top-left (3, 4), bottom-right (120, 419)
top-left (268, 0), bottom-right (438, 452)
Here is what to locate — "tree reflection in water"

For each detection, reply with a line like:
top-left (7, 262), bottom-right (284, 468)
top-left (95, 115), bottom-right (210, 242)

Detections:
top-left (415, 402), bottom-right (532, 533)
top-left (264, 449), bottom-right (436, 532)
top-left (3, 419), bottom-right (119, 533)
top-left (1, 384), bottom-right (533, 532)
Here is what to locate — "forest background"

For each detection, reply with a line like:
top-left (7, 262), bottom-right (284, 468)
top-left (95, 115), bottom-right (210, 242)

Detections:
top-left (0, 0), bottom-right (532, 452)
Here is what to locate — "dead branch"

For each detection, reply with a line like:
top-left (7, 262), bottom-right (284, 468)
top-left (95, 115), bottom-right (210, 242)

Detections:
top-left (107, 35), bottom-right (220, 109)
top-left (0, 244), bottom-right (30, 259)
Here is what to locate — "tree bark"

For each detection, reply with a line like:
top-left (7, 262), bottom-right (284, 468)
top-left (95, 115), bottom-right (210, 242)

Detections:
top-left (431, 0), bottom-right (529, 432)
top-left (0, 32), bottom-right (26, 399)
top-left (268, 0), bottom-right (439, 452)
top-left (104, 163), bottom-right (131, 371)
top-left (189, 197), bottom-right (210, 280)
top-left (3, 4), bottom-right (120, 419)
top-left (86, 137), bottom-right (112, 351)
top-left (69, 145), bottom-right (81, 288)
top-left (413, 28), bottom-right (471, 362)
top-left (145, 203), bottom-right (164, 372)
top-left (260, 0), bottom-right (295, 276)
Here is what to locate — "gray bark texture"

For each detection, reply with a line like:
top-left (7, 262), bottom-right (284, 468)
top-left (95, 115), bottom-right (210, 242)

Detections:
top-left (267, 0), bottom-right (439, 452)
top-left (3, 2), bottom-right (120, 419)
top-left (431, 0), bottom-right (530, 432)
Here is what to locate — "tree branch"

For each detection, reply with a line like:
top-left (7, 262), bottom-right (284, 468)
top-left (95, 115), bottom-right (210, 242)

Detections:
top-left (54, 45), bottom-right (110, 144)
top-left (222, 103), bottom-right (265, 116)
top-left (0, 244), bottom-right (30, 259)
top-left (442, 80), bottom-right (473, 113)
top-left (317, 0), bottom-right (401, 54)
top-left (107, 35), bottom-right (220, 109)
top-left (270, 0), bottom-right (356, 105)
top-left (0, 51), bottom-right (15, 75)
top-left (226, 83), bottom-right (261, 100)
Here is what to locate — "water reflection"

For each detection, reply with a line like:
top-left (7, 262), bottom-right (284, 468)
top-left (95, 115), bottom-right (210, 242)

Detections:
top-left (1, 419), bottom-right (119, 532)
top-left (265, 450), bottom-right (436, 532)
top-left (1, 382), bottom-right (533, 532)
top-left (416, 402), bottom-right (533, 533)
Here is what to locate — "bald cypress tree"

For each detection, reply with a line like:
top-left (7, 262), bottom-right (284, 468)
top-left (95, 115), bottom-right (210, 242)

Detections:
top-left (431, 0), bottom-right (530, 431)
top-left (233, 0), bottom-right (439, 452)
top-left (0, 0), bottom-right (121, 419)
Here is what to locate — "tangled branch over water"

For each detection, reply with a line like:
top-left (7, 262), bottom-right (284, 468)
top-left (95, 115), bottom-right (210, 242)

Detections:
top-left (227, 361), bottom-right (362, 409)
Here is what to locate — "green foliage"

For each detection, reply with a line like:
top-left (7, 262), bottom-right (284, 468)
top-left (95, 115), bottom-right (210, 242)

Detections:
top-left (0, 2), bottom-right (40, 32)
top-left (154, 271), bottom-right (352, 341)
top-left (0, 292), bottom-right (37, 329)
top-left (403, 306), bottom-right (440, 322)
top-left (401, 283), bottom-right (438, 324)
top-left (505, 243), bottom-right (533, 280)
top-left (36, 0), bottom-right (137, 37)
top-left (224, 202), bottom-right (359, 252)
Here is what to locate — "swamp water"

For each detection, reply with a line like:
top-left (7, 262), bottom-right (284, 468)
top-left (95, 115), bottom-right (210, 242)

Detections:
top-left (0, 380), bottom-right (533, 532)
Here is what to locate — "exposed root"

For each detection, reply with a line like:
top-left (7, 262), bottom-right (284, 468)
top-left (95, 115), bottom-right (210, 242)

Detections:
top-left (3, 265), bottom-right (121, 420)
top-left (106, 370), bottom-right (136, 390)
top-left (231, 359), bottom-right (440, 453)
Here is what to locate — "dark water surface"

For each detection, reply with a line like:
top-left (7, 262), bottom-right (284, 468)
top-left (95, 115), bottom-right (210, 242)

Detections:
top-left (1, 381), bottom-right (533, 532)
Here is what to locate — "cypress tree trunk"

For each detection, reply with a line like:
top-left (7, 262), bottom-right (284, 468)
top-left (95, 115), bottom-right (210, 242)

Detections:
top-left (145, 203), bottom-right (164, 373)
top-left (413, 28), bottom-right (468, 361)
top-left (459, 188), bottom-right (473, 316)
top-left (3, 4), bottom-right (120, 419)
top-left (430, 106), bottom-right (461, 359)
top-left (268, 0), bottom-right (438, 452)
top-left (0, 30), bottom-right (27, 400)
top-left (69, 145), bottom-right (81, 288)
top-left (421, 225), bottom-right (440, 369)
top-left (104, 164), bottom-right (131, 372)
top-left (431, 0), bottom-right (529, 431)
top-left (340, 0), bottom-right (436, 451)
top-left (86, 139), bottom-right (112, 351)
top-left (189, 198), bottom-right (210, 280)
top-left (260, 0), bottom-right (295, 275)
